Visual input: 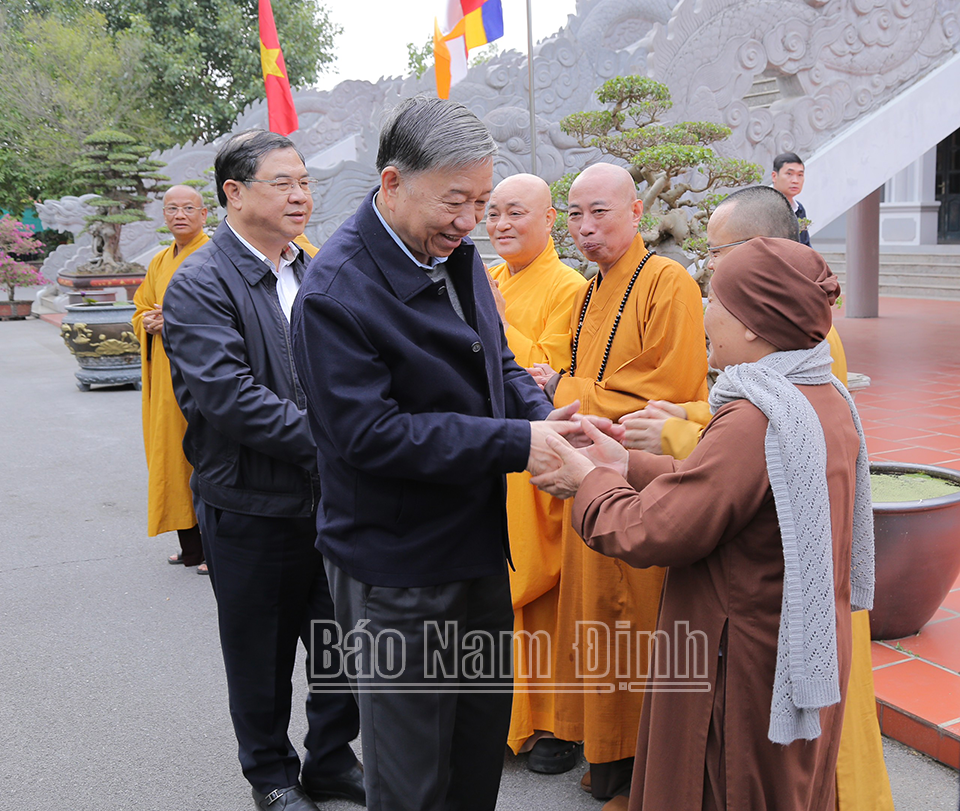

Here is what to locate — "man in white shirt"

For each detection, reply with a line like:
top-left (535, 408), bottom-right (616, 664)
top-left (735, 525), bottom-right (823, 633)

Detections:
top-left (163, 131), bottom-right (363, 811)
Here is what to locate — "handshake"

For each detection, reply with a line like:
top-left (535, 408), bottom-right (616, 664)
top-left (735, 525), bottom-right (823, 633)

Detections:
top-left (527, 399), bottom-right (689, 500)
top-left (526, 401), bottom-right (628, 500)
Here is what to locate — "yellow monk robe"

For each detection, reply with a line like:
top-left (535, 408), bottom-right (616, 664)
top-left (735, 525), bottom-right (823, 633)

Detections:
top-left (132, 231), bottom-right (209, 536)
top-left (490, 242), bottom-right (588, 754)
top-left (293, 232), bottom-right (319, 258)
top-left (552, 233), bottom-right (709, 764)
top-left (654, 327), bottom-right (893, 811)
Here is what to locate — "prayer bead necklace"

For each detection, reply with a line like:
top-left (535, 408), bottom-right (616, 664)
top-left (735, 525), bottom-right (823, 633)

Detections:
top-left (569, 251), bottom-right (653, 382)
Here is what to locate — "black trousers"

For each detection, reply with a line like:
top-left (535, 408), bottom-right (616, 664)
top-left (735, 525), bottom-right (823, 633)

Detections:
top-left (324, 560), bottom-right (514, 811)
top-left (196, 502), bottom-right (359, 793)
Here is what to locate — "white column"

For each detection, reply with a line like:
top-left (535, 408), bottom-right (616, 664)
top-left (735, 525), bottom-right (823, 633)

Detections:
top-left (879, 148), bottom-right (940, 246)
top-left (846, 189), bottom-right (881, 318)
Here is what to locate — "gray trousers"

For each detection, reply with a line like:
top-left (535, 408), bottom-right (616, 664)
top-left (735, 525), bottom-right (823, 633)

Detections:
top-left (323, 560), bottom-right (514, 811)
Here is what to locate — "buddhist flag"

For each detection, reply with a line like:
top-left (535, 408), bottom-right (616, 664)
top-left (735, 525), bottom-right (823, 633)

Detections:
top-left (434, 0), bottom-right (504, 99)
top-left (259, 0), bottom-right (298, 135)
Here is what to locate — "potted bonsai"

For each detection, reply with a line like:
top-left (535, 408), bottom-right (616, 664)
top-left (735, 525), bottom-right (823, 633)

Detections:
top-left (0, 215), bottom-right (46, 320)
top-left (58, 130), bottom-right (166, 390)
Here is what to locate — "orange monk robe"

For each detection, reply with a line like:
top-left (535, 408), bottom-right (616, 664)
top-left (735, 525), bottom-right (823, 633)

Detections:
top-left (293, 233), bottom-right (319, 258)
top-left (551, 233), bottom-right (709, 764)
top-left (653, 327), bottom-right (893, 811)
top-left (132, 231), bottom-right (209, 536)
top-left (490, 242), bottom-right (588, 754)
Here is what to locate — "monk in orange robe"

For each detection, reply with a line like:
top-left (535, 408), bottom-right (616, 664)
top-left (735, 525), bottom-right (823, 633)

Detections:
top-left (486, 174), bottom-right (588, 773)
top-left (133, 186), bottom-right (209, 570)
top-left (618, 187), bottom-right (893, 811)
top-left (532, 163), bottom-right (708, 808)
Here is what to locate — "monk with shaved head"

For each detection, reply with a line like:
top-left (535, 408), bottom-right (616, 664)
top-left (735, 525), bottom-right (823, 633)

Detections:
top-left (133, 184), bottom-right (209, 571)
top-left (533, 162), bottom-right (709, 809)
top-left (486, 173), bottom-right (588, 774)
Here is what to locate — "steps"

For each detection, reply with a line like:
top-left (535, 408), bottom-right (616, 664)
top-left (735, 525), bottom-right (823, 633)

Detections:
top-left (820, 250), bottom-right (960, 301)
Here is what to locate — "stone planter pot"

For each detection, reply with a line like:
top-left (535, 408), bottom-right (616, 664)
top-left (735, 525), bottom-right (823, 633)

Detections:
top-left (0, 300), bottom-right (34, 320)
top-left (59, 302), bottom-right (141, 391)
top-left (869, 462), bottom-right (960, 640)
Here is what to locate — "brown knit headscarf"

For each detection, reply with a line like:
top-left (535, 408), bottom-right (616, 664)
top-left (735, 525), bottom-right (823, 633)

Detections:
top-left (710, 237), bottom-right (840, 351)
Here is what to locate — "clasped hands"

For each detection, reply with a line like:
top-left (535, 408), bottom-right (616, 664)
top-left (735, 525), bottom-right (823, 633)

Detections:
top-left (527, 399), bottom-right (690, 500)
top-left (527, 401), bottom-right (629, 500)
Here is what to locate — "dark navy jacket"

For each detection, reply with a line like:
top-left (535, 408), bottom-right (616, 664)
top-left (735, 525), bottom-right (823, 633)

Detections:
top-left (796, 200), bottom-right (812, 247)
top-left (163, 222), bottom-right (319, 518)
top-left (291, 190), bottom-right (553, 587)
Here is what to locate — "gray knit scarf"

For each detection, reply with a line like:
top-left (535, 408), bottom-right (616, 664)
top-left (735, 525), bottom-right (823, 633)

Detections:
top-left (708, 339), bottom-right (875, 745)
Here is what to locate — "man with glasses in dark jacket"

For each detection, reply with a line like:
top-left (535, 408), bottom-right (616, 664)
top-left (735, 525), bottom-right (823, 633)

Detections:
top-left (163, 130), bottom-right (362, 811)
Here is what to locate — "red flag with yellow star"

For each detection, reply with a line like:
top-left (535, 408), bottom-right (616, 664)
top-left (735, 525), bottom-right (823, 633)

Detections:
top-left (259, 0), bottom-right (298, 135)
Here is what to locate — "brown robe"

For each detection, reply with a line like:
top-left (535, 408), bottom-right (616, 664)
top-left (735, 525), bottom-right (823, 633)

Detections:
top-left (572, 385), bottom-right (859, 811)
top-left (550, 234), bottom-right (709, 764)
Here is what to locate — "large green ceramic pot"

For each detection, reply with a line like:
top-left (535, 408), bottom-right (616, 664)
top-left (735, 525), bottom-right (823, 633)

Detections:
top-left (869, 462), bottom-right (960, 640)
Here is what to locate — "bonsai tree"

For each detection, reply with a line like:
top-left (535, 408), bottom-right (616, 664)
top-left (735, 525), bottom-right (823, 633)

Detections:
top-left (552, 76), bottom-right (762, 287)
top-left (71, 129), bottom-right (169, 271)
top-left (0, 215), bottom-right (46, 302)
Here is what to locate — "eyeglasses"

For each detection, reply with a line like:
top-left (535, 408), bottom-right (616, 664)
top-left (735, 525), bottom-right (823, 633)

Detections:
top-left (163, 205), bottom-right (202, 215)
top-left (706, 239), bottom-right (749, 259)
top-left (244, 176), bottom-right (321, 195)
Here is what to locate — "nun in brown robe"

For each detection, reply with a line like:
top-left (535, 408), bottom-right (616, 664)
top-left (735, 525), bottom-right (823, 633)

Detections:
top-left (532, 238), bottom-right (875, 811)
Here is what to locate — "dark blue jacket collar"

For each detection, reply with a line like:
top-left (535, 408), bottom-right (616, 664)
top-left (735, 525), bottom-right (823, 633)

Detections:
top-left (355, 187), bottom-right (477, 304)
top-left (212, 220), bottom-right (307, 285)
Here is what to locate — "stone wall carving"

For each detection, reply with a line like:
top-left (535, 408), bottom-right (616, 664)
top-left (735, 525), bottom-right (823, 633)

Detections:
top-left (40, 0), bottom-right (960, 285)
top-left (645, 0), bottom-right (960, 171)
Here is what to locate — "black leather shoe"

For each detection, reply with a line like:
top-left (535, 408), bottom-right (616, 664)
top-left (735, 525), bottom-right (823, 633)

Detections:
top-left (302, 763), bottom-right (365, 805)
top-left (251, 784), bottom-right (319, 810)
top-left (527, 737), bottom-right (581, 774)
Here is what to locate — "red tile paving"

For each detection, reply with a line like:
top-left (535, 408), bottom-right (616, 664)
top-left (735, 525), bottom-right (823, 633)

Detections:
top-left (835, 297), bottom-right (960, 769)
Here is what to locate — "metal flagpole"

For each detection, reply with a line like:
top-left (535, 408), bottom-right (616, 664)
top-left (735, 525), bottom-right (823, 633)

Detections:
top-left (526, 0), bottom-right (537, 175)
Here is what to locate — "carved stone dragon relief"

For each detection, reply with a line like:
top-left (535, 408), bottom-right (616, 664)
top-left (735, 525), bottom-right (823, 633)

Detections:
top-left (645, 0), bottom-right (960, 170)
top-left (40, 0), bottom-right (960, 280)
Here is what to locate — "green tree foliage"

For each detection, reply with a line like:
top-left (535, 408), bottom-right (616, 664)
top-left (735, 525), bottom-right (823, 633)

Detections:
top-left (95, 0), bottom-right (341, 143)
top-left (72, 130), bottom-right (168, 269)
top-left (553, 75), bottom-right (762, 285)
top-left (0, 1), bottom-right (339, 210)
top-left (0, 8), bottom-right (167, 210)
top-left (407, 36), bottom-right (434, 79)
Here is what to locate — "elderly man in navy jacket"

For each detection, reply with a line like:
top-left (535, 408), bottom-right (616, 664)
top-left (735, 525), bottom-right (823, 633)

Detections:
top-left (291, 97), bottom-right (598, 811)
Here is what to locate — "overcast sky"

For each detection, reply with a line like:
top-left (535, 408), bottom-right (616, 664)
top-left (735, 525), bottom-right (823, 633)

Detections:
top-left (314, 0), bottom-right (580, 91)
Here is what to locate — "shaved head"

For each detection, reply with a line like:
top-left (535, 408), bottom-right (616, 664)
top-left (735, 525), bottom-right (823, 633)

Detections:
top-left (491, 173), bottom-right (553, 212)
top-left (486, 173), bottom-right (557, 272)
top-left (713, 186), bottom-right (800, 243)
top-left (566, 163), bottom-right (643, 275)
top-left (706, 186), bottom-right (800, 273)
top-left (569, 163), bottom-right (637, 205)
top-left (163, 185), bottom-right (204, 207)
top-left (162, 184), bottom-right (207, 249)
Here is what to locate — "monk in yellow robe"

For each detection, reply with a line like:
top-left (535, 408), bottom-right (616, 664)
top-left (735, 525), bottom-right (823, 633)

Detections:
top-left (486, 174), bottom-right (588, 772)
top-left (133, 186), bottom-right (209, 570)
top-left (619, 186), bottom-right (893, 811)
top-left (293, 232), bottom-right (319, 258)
top-left (531, 164), bottom-right (708, 808)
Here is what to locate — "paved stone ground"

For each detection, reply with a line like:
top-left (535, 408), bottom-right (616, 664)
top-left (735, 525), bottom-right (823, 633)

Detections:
top-left (1, 318), bottom-right (957, 810)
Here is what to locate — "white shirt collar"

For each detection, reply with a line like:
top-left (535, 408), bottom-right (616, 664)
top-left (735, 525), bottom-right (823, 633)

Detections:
top-left (225, 219), bottom-right (300, 323)
top-left (225, 218), bottom-right (299, 270)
